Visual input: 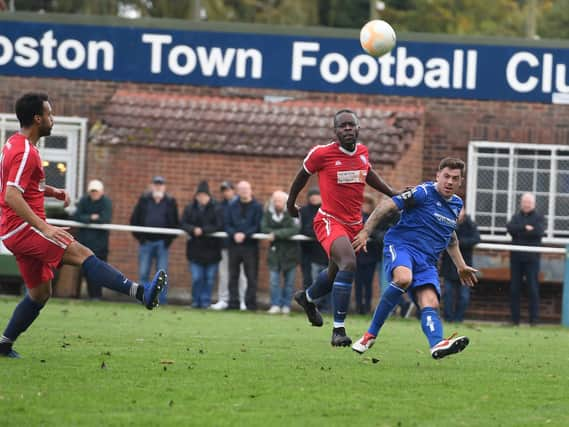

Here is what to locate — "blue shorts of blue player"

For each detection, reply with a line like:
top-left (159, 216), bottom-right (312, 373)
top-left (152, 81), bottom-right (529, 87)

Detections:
top-left (352, 244), bottom-right (470, 359)
top-left (384, 244), bottom-right (441, 301)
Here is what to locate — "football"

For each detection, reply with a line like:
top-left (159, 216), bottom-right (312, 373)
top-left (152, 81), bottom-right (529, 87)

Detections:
top-left (359, 19), bottom-right (397, 57)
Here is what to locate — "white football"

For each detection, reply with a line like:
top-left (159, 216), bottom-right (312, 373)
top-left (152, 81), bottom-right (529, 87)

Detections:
top-left (359, 20), bottom-right (396, 57)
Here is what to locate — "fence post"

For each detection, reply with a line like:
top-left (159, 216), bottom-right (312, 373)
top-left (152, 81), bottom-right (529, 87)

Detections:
top-left (563, 245), bottom-right (569, 327)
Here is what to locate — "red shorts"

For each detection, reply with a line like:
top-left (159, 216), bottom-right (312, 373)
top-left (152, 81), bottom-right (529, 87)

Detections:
top-left (313, 211), bottom-right (363, 257)
top-left (2, 225), bottom-right (69, 289)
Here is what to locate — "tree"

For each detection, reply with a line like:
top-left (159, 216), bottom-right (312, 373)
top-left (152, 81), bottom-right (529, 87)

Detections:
top-left (538, 0), bottom-right (569, 39)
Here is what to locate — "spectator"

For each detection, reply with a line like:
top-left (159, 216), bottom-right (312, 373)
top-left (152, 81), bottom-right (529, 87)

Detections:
top-left (181, 180), bottom-right (222, 309)
top-left (130, 176), bottom-right (179, 304)
top-left (440, 207), bottom-right (480, 322)
top-left (506, 192), bottom-right (545, 326)
top-left (73, 179), bottom-right (112, 300)
top-left (354, 194), bottom-right (382, 314)
top-left (210, 181), bottom-right (247, 311)
top-left (262, 190), bottom-right (300, 314)
top-left (299, 187), bottom-right (330, 310)
top-left (224, 181), bottom-right (263, 311)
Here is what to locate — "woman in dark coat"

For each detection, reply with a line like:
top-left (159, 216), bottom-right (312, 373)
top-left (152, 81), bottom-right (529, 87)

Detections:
top-left (181, 181), bottom-right (222, 308)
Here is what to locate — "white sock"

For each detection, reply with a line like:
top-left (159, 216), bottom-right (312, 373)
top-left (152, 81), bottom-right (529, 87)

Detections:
top-left (129, 282), bottom-right (139, 298)
top-left (0, 335), bottom-right (13, 344)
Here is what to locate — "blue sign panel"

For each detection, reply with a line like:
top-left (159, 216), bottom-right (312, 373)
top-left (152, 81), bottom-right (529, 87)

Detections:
top-left (0, 20), bottom-right (568, 103)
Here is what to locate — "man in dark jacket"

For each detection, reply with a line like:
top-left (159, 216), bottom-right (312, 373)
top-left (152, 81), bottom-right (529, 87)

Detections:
top-left (181, 181), bottom-right (222, 308)
top-left (224, 180), bottom-right (263, 310)
top-left (130, 176), bottom-right (179, 304)
top-left (73, 179), bottom-right (112, 299)
top-left (299, 187), bottom-right (330, 311)
top-left (440, 208), bottom-right (480, 322)
top-left (506, 192), bottom-right (545, 325)
top-left (211, 181), bottom-right (247, 311)
top-left (299, 188), bottom-right (328, 287)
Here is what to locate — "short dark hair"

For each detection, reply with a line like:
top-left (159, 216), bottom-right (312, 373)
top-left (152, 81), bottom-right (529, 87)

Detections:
top-left (333, 109), bottom-right (359, 127)
top-left (438, 157), bottom-right (466, 176)
top-left (15, 93), bottom-right (49, 127)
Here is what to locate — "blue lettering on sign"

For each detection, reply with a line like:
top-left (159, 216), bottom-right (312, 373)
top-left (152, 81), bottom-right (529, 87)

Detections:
top-left (0, 20), bottom-right (568, 103)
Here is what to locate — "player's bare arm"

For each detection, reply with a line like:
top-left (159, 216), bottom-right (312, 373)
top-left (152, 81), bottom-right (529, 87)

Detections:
top-left (352, 197), bottom-right (399, 252)
top-left (44, 185), bottom-right (70, 207)
top-left (446, 231), bottom-right (478, 287)
top-left (5, 186), bottom-right (73, 245)
top-left (287, 167), bottom-right (310, 218)
top-left (365, 169), bottom-right (397, 197)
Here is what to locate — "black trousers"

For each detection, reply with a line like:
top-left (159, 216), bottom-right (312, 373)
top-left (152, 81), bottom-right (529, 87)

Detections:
top-left (510, 256), bottom-right (540, 324)
top-left (300, 252), bottom-right (313, 289)
top-left (228, 245), bottom-right (258, 310)
top-left (354, 261), bottom-right (376, 314)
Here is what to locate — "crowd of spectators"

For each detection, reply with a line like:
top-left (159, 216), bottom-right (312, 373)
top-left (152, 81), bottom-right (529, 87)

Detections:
top-left (74, 178), bottom-right (545, 323)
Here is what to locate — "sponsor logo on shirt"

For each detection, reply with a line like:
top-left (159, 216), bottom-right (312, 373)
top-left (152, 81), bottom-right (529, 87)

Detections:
top-left (335, 160), bottom-right (342, 166)
top-left (39, 179), bottom-right (45, 192)
top-left (433, 212), bottom-right (456, 227)
top-left (337, 170), bottom-right (367, 184)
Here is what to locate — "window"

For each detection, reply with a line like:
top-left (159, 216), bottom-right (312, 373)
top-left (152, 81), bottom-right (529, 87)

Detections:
top-left (0, 114), bottom-right (87, 254)
top-left (467, 141), bottom-right (569, 244)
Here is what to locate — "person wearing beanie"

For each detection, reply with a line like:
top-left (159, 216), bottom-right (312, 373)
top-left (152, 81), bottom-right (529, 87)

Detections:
top-left (181, 180), bottom-right (223, 308)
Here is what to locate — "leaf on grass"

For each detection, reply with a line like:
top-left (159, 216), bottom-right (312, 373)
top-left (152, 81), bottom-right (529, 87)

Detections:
top-left (101, 351), bottom-right (111, 356)
top-left (372, 358), bottom-right (380, 364)
top-left (40, 359), bottom-right (46, 363)
top-left (160, 360), bottom-right (175, 364)
top-left (163, 366), bottom-right (167, 372)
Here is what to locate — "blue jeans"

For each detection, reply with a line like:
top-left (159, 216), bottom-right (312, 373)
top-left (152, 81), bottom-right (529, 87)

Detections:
top-left (270, 267), bottom-right (296, 308)
top-left (139, 240), bottom-right (169, 304)
top-left (443, 279), bottom-right (470, 322)
top-left (190, 262), bottom-right (219, 308)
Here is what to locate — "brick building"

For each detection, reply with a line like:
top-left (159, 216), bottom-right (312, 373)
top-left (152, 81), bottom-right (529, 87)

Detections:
top-left (1, 14), bottom-right (568, 321)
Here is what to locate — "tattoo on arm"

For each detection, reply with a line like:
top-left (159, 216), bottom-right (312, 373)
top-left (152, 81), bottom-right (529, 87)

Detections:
top-left (449, 231), bottom-right (458, 247)
top-left (364, 199), bottom-right (398, 233)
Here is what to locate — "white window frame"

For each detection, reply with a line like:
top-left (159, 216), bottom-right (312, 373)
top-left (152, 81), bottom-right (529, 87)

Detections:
top-left (0, 114), bottom-right (87, 255)
top-left (0, 114), bottom-right (87, 206)
top-left (467, 141), bottom-right (569, 245)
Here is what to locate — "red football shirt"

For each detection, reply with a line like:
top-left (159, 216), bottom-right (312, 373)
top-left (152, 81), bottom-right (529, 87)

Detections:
top-left (0, 133), bottom-right (46, 237)
top-left (303, 141), bottom-right (371, 224)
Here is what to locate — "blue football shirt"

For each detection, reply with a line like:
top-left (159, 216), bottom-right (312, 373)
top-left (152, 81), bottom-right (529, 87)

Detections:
top-left (384, 182), bottom-right (463, 265)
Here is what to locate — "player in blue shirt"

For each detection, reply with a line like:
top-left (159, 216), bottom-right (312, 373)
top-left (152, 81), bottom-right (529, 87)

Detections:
top-left (351, 158), bottom-right (478, 359)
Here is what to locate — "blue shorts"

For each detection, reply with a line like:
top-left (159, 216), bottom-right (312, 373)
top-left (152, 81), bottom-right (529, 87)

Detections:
top-left (383, 244), bottom-right (441, 300)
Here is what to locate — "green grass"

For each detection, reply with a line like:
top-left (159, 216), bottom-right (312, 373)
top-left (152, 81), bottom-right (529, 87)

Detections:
top-left (1, 297), bottom-right (569, 427)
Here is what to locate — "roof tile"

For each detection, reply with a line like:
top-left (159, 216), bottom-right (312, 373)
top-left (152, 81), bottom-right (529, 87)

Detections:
top-left (90, 92), bottom-right (423, 165)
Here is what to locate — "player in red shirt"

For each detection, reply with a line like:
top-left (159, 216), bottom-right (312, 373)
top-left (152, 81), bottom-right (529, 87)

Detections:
top-left (0, 93), bottom-right (167, 358)
top-left (287, 109), bottom-right (397, 346)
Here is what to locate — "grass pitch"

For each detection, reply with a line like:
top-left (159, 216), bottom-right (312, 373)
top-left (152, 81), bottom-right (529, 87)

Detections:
top-left (1, 297), bottom-right (568, 427)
